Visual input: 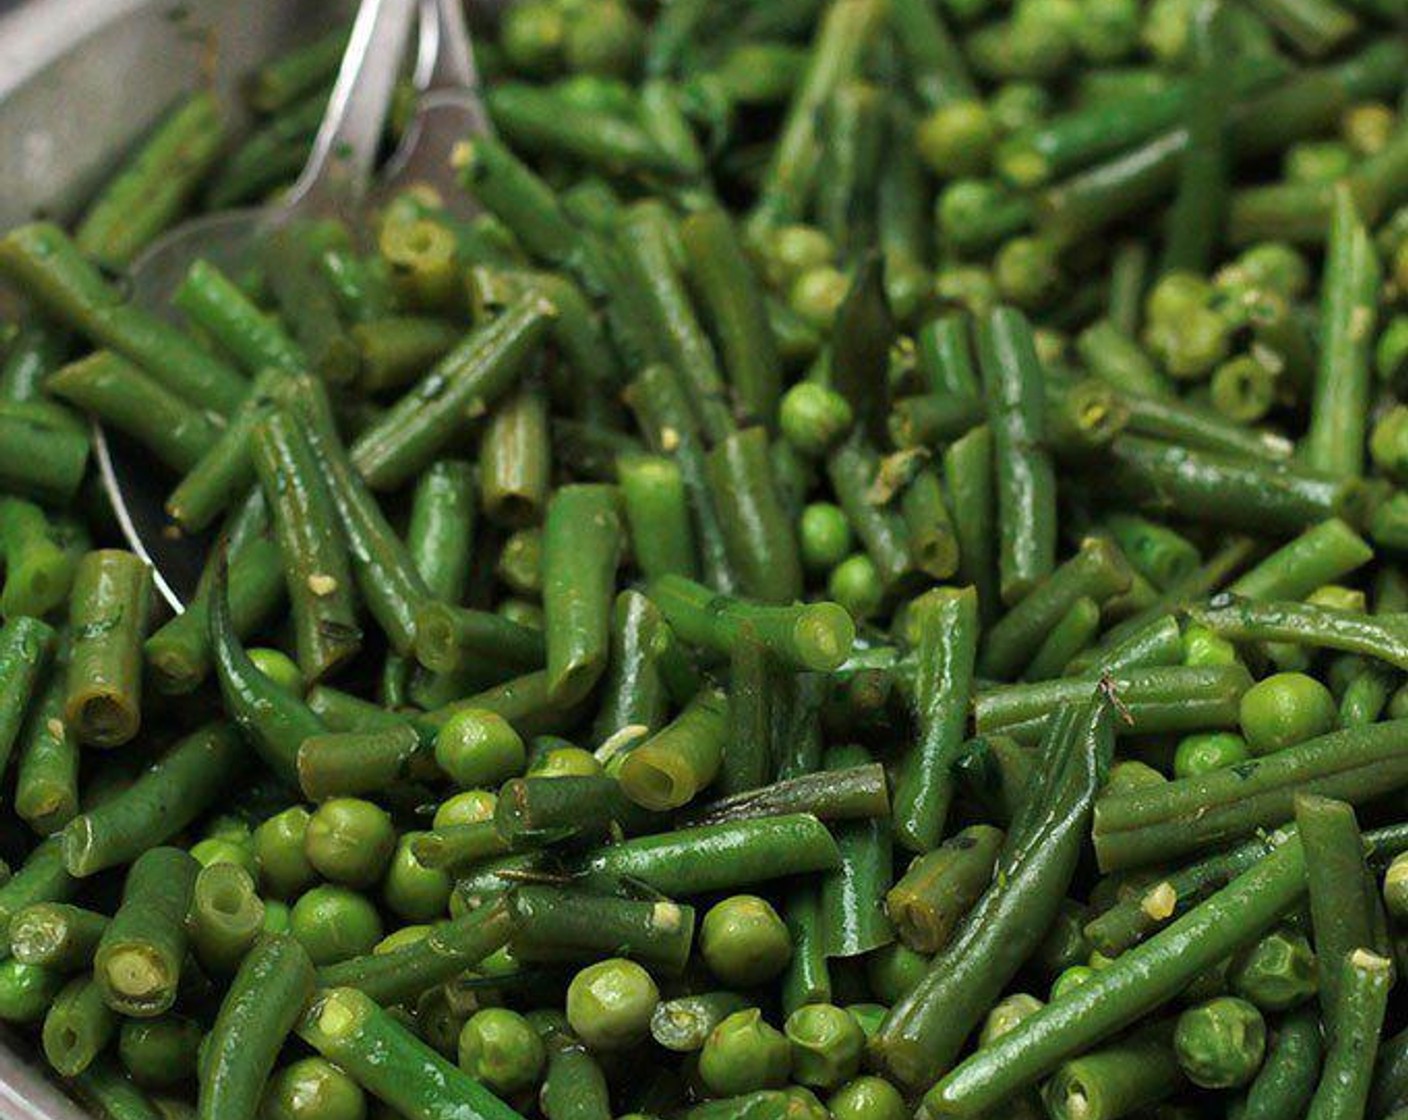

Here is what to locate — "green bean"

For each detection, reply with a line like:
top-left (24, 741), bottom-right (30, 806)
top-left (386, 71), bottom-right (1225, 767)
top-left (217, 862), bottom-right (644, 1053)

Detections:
top-left (651, 991), bottom-right (750, 1052)
top-left (537, 1011), bottom-right (612, 1120)
top-left (0, 616), bottom-right (54, 780)
top-left (251, 409), bottom-right (361, 682)
top-left (13, 658), bottom-right (77, 838)
top-left (975, 664), bottom-right (1251, 741)
top-left (0, 400), bottom-right (90, 505)
top-left (0, 497), bottom-right (82, 618)
top-left (887, 393), bottom-right (985, 450)
top-left (42, 974), bottom-right (116, 1076)
top-left (1229, 519), bottom-right (1371, 601)
top-left (65, 550), bottom-right (152, 748)
top-left (826, 435), bottom-right (915, 591)
top-left (900, 469), bottom-right (961, 581)
top-left (886, 825), bottom-right (1005, 955)
top-left (750, 0), bottom-right (884, 231)
top-left (819, 744), bottom-right (894, 958)
top-left (352, 316), bottom-right (462, 394)
top-left (542, 484), bottom-right (623, 705)
top-left (592, 590), bottom-right (676, 744)
top-left (1100, 436), bottom-right (1368, 536)
top-left (316, 897), bottom-right (514, 1007)
top-left (1295, 794), bottom-right (1383, 1032)
top-left (1305, 948), bottom-right (1393, 1120)
top-left (887, 0), bottom-right (974, 109)
top-left (0, 223), bottom-right (248, 414)
top-left (981, 537), bottom-right (1133, 680)
top-left (707, 428), bottom-right (803, 603)
top-left (67, 1055), bottom-right (166, 1120)
top-left (684, 763), bottom-right (890, 829)
top-left (719, 633), bottom-right (776, 797)
top-left (0, 957), bottom-right (64, 1023)
top-left (75, 91), bottom-right (225, 269)
top-left (9, 902), bottom-right (109, 971)
top-left (647, 574), bottom-right (854, 671)
top-left (977, 306), bottom-right (1057, 604)
top-left (614, 455), bottom-right (698, 584)
top-left (1187, 596), bottom-right (1408, 670)
top-left (299, 985), bottom-right (523, 1120)
top-left (249, 28), bottom-right (347, 112)
top-left (923, 836), bottom-right (1310, 1114)
top-left (0, 837), bottom-right (76, 952)
top-left (1305, 189), bottom-right (1380, 479)
top-left (62, 723), bottom-right (246, 877)
top-left (1092, 718), bottom-right (1408, 871)
top-left (1239, 1006), bottom-right (1322, 1120)
top-left (172, 259), bottom-right (303, 377)
top-left (874, 693), bottom-right (1114, 1088)
top-left (199, 935), bottom-right (315, 1120)
top-left (352, 292), bottom-right (555, 490)
top-left (1023, 597), bottom-right (1101, 680)
top-left (480, 384), bottom-right (549, 528)
top-left (95, 847), bottom-right (198, 1017)
top-left (508, 887), bottom-right (694, 974)
top-left (619, 687), bottom-right (728, 811)
top-left (0, 317), bottom-right (69, 403)
top-left (944, 425), bottom-right (998, 617)
top-left (893, 587), bottom-right (979, 853)
top-left (258, 223), bottom-right (358, 383)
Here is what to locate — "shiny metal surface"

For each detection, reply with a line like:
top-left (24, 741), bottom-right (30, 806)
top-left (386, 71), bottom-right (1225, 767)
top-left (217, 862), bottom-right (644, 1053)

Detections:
top-left (0, 5), bottom-right (353, 1112)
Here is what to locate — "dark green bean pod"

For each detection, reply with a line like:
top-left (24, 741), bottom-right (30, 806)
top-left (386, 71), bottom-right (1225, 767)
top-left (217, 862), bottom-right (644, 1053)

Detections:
top-left (536, 1011), bottom-right (612, 1120)
top-left (0, 838), bottom-right (76, 952)
top-left (0, 400), bottom-right (90, 506)
top-left (619, 687), bottom-right (729, 811)
top-left (0, 615), bottom-right (55, 780)
top-left (1238, 1006), bottom-right (1322, 1120)
top-left (542, 484), bottom-right (624, 705)
top-left (495, 774), bottom-right (656, 848)
top-left (825, 435), bottom-right (915, 591)
top-left (718, 633), bottom-right (776, 797)
top-left (976, 307), bottom-right (1057, 604)
top-left (0, 317), bottom-right (69, 404)
top-left (64, 550), bottom-right (151, 748)
top-left (14, 662), bottom-right (79, 837)
top-left (508, 887), bottom-right (694, 974)
top-left (210, 560), bottom-right (325, 787)
top-left (481, 383), bottom-right (550, 528)
top-left (893, 587), bottom-right (979, 853)
top-left (0, 496), bottom-right (83, 619)
top-left (886, 825), bottom-right (1004, 955)
top-left (874, 693), bottom-right (1114, 1088)
top-left (198, 934), bottom-right (315, 1120)
top-left (706, 427), bottom-right (803, 603)
top-left (592, 590), bottom-right (675, 745)
top-left (172, 259), bottom-right (303, 376)
top-left (900, 469), bottom-right (961, 582)
top-left (651, 991), bottom-right (750, 1052)
top-left (259, 224), bottom-right (358, 384)
top-left (1305, 948), bottom-right (1393, 1120)
top-left (1188, 595), bottom-right (1408, 670)
top-left (62, 723), bottom-right (246, 877)
top-left (297, 724), bottom-right (425, 802)
top-left (42, 974), bottom-right (116, 1077)
top-left (1093, 718), bottom-right (1408, 872)
top-left (685, 763), bottom-right (889, 828)
top-left (1042, 1021), bottom-right (1184, 1120)
top-left (300, 984), bottom-right (523, 1120)
top-left (819, 744), bottom-right (894, 958)
top-left (616, 454), bottom-right (698, 584)
top-left (9, 902), bottom-right (109, 971)
top-left (315, 896), bottom-right (514, 1008)
top-left (250, 409), bottom-right (361, 683)
top-left (94, 846), bottom-right (198, 1017)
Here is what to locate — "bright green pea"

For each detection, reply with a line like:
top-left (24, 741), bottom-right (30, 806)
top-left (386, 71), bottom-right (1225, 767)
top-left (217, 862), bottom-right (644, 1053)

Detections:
top-left (1050, 965), bottom-right (1095, 1001)
top-left (1183, 622), bottom-right (1240, 667)
top-left (978, 993), bottom-right (1044, 1048)
top-left (1384, 852), bottom-right (1408, 923)
top-left (789, 267), bottom-right (849, 331)
top-left (565, 958), bottom-right (659, 1050)
top-left (373, 925), bottom-right (432, 956)
top-left (1174, 997), bottom-right (1266, 1089)
top-left (698, 1008), bottom-right (791, 1096)
top-left (304, 798), bottom-right (396, 888)
top-left (829, 1076), bottom-right (909, 1120)
top-left (1229, 927), bottom-right (1317, 1011)
top-left (253, 806), bottom-right (316, 900)
top-left (780, 383), bottom-right (855, 459)
top-left (828, 554), bottom-right (883, 622)
top-left (865, 942), bottom-right (931, 1004)
top-left (915, 100), bottom-right (996, 179)
top-left (1239, 672), bottom-right (1337, 756)
top-left (1103, 760), bottom-right (1167, 795)
top-left (289, 886), bottom-right (383, 966)
top-left (799, 503), bottom-right (855, 572)
top-left (432, 790), bottom-right (498, 829)
top-left (263, 1057), bottom-right (368, 1120)
top-left (457, 1008), bottom-right (546, 1094)
top-left (525, 744), bottom-right (601, 779)
top-left (189, 835), bottom-right (258, 877)
top-left (435, 709), bottom-right (526, 789)
top-left (700, 895), bottom-right (792, 987)
top-left (1173, 732), bottom-right (1251, 778)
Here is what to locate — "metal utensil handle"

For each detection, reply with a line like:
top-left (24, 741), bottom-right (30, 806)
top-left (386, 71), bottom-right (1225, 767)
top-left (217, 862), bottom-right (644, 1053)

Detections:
top-left (289, 0), bottom-right (418, 216)
top-left (416, 0), bottom-right (478, 91)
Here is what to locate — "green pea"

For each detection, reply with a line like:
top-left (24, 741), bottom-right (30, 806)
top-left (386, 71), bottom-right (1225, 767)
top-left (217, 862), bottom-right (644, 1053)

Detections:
top-left (1174, 996), bottom-right (1266, 1089)
top-left (289, 886), bottom-right (383, 966)
top-left (762, 225), bottom-right (836, 291)
top-left (432, 790), bottom-right (499, 828)
top-left (993, 237), bottom-right (1061, 311)
top-left (799, 502), bottom-right (855, 572)
top-left (253, 806), bottom-right (316, 900)
top-left (1238, 672), bottom-right (1337, 756)
top-left (789, 267), bottom-right (850, 331)
top-left (828, 554), bottom-right (883, 622)
top-left (304, 798), bottom-right (396, 888)
top-left (263, 1057), bottom-right (368, 1120)
top-left (829, 1076), bottom-right (909, 1120)
top-left (457, 1008), bottom-right (546, 1095)
top-left (435, 709), bottom-right (527, 788)
top-left (785, 1004), bottom-right (866, 1089)
top-left (188, 835), bottom-right (258, 878)
top-left (525, 744), bottom-right (601, 779)
top-left (1230, 242), bottom-right (1310, 301)
top-left (500, 0), bottom-right (565, 76)
top-left (700, 895), bottom-right (793, 987)
top-left (118, 1015), bottom-right (203, 1089)
top-left (697, 1008), bottom-right (791, 1096)
top-left (915, 101), bottom-right (996, 179)
top-left (978, 993), bottom-right (1044, 1048)
top-left (1228, 926), bottom-right (1317, 1011)
top-left (1183, 623), bottom-right (1241, 667)
top-left (1050, 965), bottom-right (1095, 1001)
top-left (247, 647), bottom-right (302, 693)
top-left (565, 958), bottom-right (659, 1050)
top-left (374, 925), bottom-right (432, 955)
top-left (780, 383), bottom-right (855, 459)
top-left (1103, 760), bottom-right (1167, 795)
top-left (1342, 102), bottom-right (1395, 157)
top-left (1173, 732), bottom-right (1251, 778)
top-left (382, 833), bottom-right (452, 923)
top-left (562, 0), bottom-right (643, 78)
